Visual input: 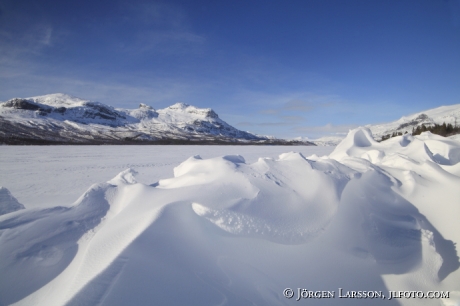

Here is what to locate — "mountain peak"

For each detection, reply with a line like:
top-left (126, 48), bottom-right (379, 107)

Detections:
top-left (27, 93), bottom-right (90, 107)
top-left (167, 102), bottom-right (191, 110)
top-left (139, 103), bottom-right (153, 109)
top-left (164, 102), bottom-right (218, 119)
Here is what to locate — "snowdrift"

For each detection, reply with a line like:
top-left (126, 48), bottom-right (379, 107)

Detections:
top-left (0, 128), bottom-right (459, 305)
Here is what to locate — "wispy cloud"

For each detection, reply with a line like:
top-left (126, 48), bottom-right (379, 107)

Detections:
top-left (119, 1), bottom-right (206, 55)
top-left (131, 30), bottom-right (206, 55)
top-left (122, 2), bottom-right (186, 28)
top-left (0, 23), bottom-right (53, 61)
top-left (0, 0), bottom-right (55, 64)
top-left (221, 89), bottom-right (350, 138)
top-left (236, 121), bottom-right (254, 127)
top-left (281, 115), bottom-right (304, 122)
top-left (283, 98), bottom-right (336, 112)
top-left (283, 100), bottom-right (316, 112)
top-left (257, 121), bottom-right (292, 127)
top-left (259, 109), bottom-right (279, 115)
top-left (258, 94), bottom-right (339, 115)
top-left (293, 123), bottom-right (359, 138)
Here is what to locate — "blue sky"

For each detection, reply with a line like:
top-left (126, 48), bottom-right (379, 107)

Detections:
top-left (1, 0), bottom-right (459, 139)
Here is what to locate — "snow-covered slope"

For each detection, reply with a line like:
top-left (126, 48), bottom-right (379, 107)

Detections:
top-left (1, 93), bottom-right (309, 145)
top-left (368, 104), bottom-right (460, 139)
top-left (310, 135), bottom-right (346, 146)
top-left (312, 103), bottom-right (460, 146)
top-left (0, 128), bottom-right (458, 305)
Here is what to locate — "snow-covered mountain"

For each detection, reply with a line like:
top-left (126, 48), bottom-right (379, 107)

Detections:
top-left (0, 93), bottom-right (313, 145)
top-left (367, 104), bottom-right (460, 138)
top-left (312, 103), bottom-right (460, 146)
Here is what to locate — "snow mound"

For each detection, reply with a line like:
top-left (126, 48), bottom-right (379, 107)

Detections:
top-left (330, 127), bottom-right (460, 167)
top-left (329, 127), bottom-right (380, 160)
top-left (0, 128), bottom-right (459, 305)
top-left (185, 153), bottom-right (350, 244)
top-left (108, 168), bottom-right (138, 185)
top-left (0, 184), bottom-right (112, 305)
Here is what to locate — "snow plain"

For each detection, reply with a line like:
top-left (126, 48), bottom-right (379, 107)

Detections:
top-left (0, 130), bottom-right (459, 306)
top-left (0, 145), bottom-right (333, 210)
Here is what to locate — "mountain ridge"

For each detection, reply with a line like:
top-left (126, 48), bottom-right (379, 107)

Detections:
top-left (0, 94), bottom-right (313, 146)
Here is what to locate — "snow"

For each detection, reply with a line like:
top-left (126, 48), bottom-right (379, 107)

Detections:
top-left (0, 130), bottom-right (459, 305)
top-left (28, 93), bottom-right (90, 107)
top-left (311, 135), bottom-right (346, 146)
top-left (368, 104), bottom-right (460, 139)
top-left (0, 146), bottom-right (333, 209)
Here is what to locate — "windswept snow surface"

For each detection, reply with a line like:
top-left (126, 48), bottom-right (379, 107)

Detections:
top-left (0, 146), bottom-right (332, 210)
top-left (1, 132), bottom-right (459, 305)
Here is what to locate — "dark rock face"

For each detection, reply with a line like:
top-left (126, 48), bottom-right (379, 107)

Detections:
top-left (3, 98), bottom-right (126, 121)
top-left (82, 102), bottom-right (126, 121)
top-left (189, 120), bottom-right (259, 140)
top-left (205, 109), bottom-right (218, 119)
top-left (54, 107), bottom-right (67, 114)
top-left (416, 114), bottom-right (429, 120)
top-left (397, 113), bottom-right (432, 130)
top-left (4, 99), bottom-right (52, 113)
top-left (0, 187), bottom-right (25, 216)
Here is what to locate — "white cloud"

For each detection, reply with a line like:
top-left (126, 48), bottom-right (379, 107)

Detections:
top-left (0, 23), bottom-right (53, 59)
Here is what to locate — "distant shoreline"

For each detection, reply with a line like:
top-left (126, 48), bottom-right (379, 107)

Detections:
top-left (0, 137), bottom-right (316, 146)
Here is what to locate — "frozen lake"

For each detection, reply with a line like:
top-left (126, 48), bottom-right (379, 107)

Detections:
top-left (0, 145), bottom-right (334, 209)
